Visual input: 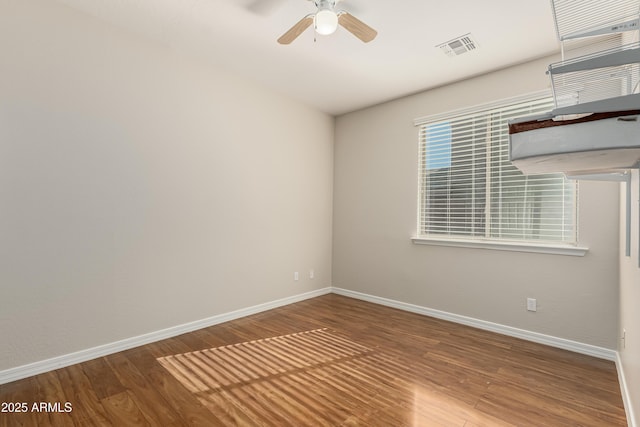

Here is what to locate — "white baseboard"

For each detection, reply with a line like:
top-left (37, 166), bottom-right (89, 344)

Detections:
top-left (331, 287), bottom-right (617, 361)
top-left (0, 287), bottom-right (331, 385)
top-left (0, 285), bottom-right (620, 385)
top-left (617, 352), bottom-right (638, 427)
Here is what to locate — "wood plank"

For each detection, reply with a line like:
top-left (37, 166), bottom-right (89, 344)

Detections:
top-left (476, 382), bottom-right (627, 426)
top-left (122, 347), bottom-right (221, 426)
top-left (80, 358), bottom-right (125, 400)
top-left (99, 391), bottom-right (149, 427)
top-left (31, 371), bottom-right (76, 427)
top-left (104, 352), bottom-right (185, 426)
top-left (0, 377), bottom-right (39, 427)
top-left (55, 363), bottom-right (111, 425)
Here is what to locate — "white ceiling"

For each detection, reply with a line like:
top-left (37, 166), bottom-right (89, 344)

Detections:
top-left (55, 0), bottom-right (561, 115)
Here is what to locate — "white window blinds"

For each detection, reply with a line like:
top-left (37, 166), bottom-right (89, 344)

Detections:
top-left (417, 96), bottom-right (577, 243)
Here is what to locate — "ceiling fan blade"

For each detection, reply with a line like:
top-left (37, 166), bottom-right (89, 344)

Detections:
top-left (338, 12), bottom-right (377, 43)
top-left (278, 15), bottom-right (314, 44)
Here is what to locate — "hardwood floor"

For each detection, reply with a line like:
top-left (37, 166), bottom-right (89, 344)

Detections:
top-left (0, 294), bottom-right (627, 426)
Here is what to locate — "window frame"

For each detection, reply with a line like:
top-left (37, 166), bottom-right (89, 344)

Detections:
top-left (412, 92), bottom-right (588, 256)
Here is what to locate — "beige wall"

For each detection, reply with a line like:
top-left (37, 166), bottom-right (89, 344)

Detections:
top-left (619, 171), bottom-right (640, 426)
top-left (333, 56), bottom-right (621, 349)
top-left (0, 0), bottom-right (333, 371)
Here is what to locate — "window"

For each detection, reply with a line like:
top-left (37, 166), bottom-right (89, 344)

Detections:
top-left (416, 95), bottom-right (577, 245)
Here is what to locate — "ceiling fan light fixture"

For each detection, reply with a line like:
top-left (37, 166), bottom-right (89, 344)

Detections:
top-left (278, 0), bottom-right (376, 44)
top-left (314, 9), bottom-right (338, 35)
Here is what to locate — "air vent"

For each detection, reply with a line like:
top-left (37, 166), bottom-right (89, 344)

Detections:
top-left (437, 33), bottom-right (478, 57)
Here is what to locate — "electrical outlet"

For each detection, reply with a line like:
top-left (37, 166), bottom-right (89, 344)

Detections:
top-left (310, 269), bottom-right (314, 279)
top-left (622, 329), bottom-right (626, 349)
top-left (526, 298), bottom-right (537, 312)
top-left (294, 272), bottom-right (299, 281)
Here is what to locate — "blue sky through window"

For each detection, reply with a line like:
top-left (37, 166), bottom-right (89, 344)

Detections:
top-left (426, 122), bottom-right (451, 170)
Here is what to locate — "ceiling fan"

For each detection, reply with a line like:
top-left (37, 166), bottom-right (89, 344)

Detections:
top-left (277, 0), bottom-right (377, 44)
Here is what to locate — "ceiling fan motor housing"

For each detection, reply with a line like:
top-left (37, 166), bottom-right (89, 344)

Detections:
top-left (314, 0), bottom-right (337, 9)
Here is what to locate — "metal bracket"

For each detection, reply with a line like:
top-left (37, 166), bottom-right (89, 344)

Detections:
top-left (567, 169), bottom-right (637, 265)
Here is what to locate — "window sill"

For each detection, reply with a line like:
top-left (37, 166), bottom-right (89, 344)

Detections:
top-left (411, 236), bottom-right (588, 257)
